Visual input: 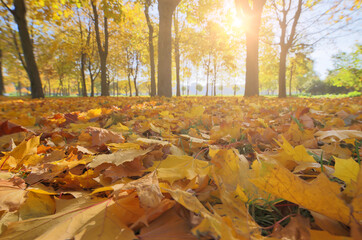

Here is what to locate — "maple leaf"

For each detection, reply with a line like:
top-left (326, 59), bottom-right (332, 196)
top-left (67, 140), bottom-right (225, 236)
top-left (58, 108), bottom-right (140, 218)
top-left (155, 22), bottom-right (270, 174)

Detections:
top-left (147, 155), bottom-right (210, 184)
top-left (0, 178), bottom-right (27, 212)
top-left (0, 120), bottom-right (33, 137)
top-left (0, 199), bottom-right (136, 240)
top-left (250, 161), bottom-right (351, 225)
top-left (85, 127), bottom-right (125, 146)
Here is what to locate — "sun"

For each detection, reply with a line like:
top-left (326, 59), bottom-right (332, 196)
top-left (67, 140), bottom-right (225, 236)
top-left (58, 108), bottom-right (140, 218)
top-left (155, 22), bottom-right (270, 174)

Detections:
top-left (232, 15), bottom-right (244, 29)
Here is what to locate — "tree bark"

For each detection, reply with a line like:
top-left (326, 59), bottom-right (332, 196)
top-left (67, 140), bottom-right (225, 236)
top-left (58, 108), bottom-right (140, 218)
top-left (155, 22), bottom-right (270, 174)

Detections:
top-left (244, 29), bottom-right (260, 96)
top-left (157, 0), bottom-right (181, 97)
top-left (173, 11), bottom-right (181, 97)
top-left (144, 0), bottom-right (156, 97)
top-left (77, 9), bottom-right (88, 97)
top-left (133, 53), bottom-right (140, 96)
top-left (91, 1), bottom-right (109, 96)
top-left (0, 49), bottom-right (3, 96)
top-left (289, 61), bottom-right (294, 96)
top-left (235, 0), bottom-right (266, 97)
top-left (11, 0), bottom-right (44, 98)
top-left (278, 47), bottom-right (287, 98)
top-left (127, 72), bottom-right (133, 97)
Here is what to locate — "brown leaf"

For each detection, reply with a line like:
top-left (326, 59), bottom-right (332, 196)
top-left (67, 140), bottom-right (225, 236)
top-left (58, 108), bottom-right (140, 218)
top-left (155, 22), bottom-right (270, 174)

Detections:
top-left (86, 127), bottom-right (125, 146)
top-left (138, 208), bottom-right (198, 240)
top-left (0, 120), bottom-right (33, 137)
top-left (0, 177), bottom-right (27, 212)
top-left (271, 215), bottom-right (311, 240)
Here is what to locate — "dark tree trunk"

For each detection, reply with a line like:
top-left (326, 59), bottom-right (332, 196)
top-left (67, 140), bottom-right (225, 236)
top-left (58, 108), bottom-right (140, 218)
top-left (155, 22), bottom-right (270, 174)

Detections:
top-left (91, 1), bottom-right (109, 96)
top-left (278, 47), bottom-right (287, 98)
top-left (80, 53), bottom-right (87, 96)
top-left (173, 11), bottom-right (181, 97)
top-left (133, 53), bottom-right (140, 96)
top-left (144, 0), bottom-right (156, 97)
top-left (11, 0), bottom-right (44, 98)
top-left (235, 0), bottom-right (266, 97)
top-left (77, 9), bottom-right (88, 97)
top-left (0, 49), bottom-right (3, 95)
top-left (47, 76), bottom-right (51, 97)
top-left (17, 80), bottom-right (21, 96)
top-left (157, 0), bottom-right (181, 97)
top-left (127, 72), bottom-right (133, 97)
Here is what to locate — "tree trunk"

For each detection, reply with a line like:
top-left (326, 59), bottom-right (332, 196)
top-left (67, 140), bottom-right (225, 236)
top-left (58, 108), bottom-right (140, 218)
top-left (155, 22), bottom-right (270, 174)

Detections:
top-left (278, 46), bottom-right (287, 98)
top-left (11, 0), bottom-right (44, 98)
top-left (0, 49), bottom-right (3, 96)
top-left (235, 0), bottom-right (266, 97)
top-left (18, 80), bottom-right (21, 96)
top-left (157, 0), bottom-right (181, 97)
top-left (205, 54), bottom-right (210, 96)
top-left (173, 11), bottom-right (181, 97)
top-left (47, 76), bottom-right (51, 97)
top-left (91, 1), bottom-right (109, 96)
top-left (213, 57), bottom-right (217, 96)
top-left (289, 61), bottom-right (294, 96)
top-left (133, 54), bottom-right (140, 96)
top-left (127, 72), bottom-right (133, 97)
top-left (144, 0), bottom-right (156, 97)
top-left (88, 61), bottom-right (95, 97)
top-left (77, 9), bottom-right (87, 97)
top-left (276, 0), bottom-right (303, 98)
top-left (244, 30), bottom-right (260, 97)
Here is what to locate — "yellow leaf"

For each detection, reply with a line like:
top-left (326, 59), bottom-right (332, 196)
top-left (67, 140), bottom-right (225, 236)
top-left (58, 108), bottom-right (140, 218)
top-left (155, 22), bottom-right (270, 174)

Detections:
top-left (1, 199), bottom-right (136, 240)
top-left (148, 155), bottom-right (210, 184)
top-left (276, 136), bottom-right (315, 163)
top-left (333, 157), bottom-right (359, 185)
top-left (19, 192), bottom-right (55, 220)
top-left (310, 230), bottom-right (352, 240)
top-left (86, 108), bottom-right (102, 118)
top-left (1, 136), bottom-right (40, 169)
top-left (250, 161), bottom-right (351, 225)
top-left (89, 148), bottom-right (152, 168)
top-left (105, 142), bottom-right (141, 152)
top-left (185, 105), bottom-right (204, 118)
top-left (109, 122), bottom-right (129, 132)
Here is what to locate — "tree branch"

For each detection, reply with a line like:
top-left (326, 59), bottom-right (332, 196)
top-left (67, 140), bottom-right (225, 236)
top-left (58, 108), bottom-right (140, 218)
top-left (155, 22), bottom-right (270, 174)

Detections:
top-left (0, 0), bottom-right (14, 14)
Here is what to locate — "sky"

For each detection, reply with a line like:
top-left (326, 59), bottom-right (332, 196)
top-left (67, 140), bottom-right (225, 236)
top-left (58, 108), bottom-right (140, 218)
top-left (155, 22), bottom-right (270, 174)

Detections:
top-left (224, 0), bottom-right (362, 80)
top-left (311, 31), bottom-right (361, 79)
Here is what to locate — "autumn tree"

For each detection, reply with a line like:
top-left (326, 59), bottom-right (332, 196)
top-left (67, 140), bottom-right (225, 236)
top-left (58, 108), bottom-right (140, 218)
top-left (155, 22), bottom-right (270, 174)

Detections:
top-left (1, 0), bottom-right (44, 98)
top-left (157, 0), bottom-right (181, 97)
top-left (327, 44), bottom-right (362, 92)
top-left (270, 0), bottom-right (303, 98)
top-left (235, 0), bottom-right (266, 97)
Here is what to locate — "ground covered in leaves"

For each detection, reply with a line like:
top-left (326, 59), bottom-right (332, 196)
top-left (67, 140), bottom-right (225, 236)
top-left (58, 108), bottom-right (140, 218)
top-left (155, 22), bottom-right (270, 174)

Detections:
top-left (0, 96), bottom-right (361, 240)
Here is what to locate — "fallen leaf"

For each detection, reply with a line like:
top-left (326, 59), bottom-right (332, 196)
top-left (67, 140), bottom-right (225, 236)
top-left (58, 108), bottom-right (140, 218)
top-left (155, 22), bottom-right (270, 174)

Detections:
top-left (0, 178), bottom-right (27, 212)
top-left (250, 161), bottom-right (351, 225)
top-left (89, 147), bottom-right (151, 168)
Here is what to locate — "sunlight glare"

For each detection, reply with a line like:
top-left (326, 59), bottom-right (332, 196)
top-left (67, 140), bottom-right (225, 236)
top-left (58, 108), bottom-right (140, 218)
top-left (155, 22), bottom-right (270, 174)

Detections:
top-left (232, 15), bottom-right (244, 29)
